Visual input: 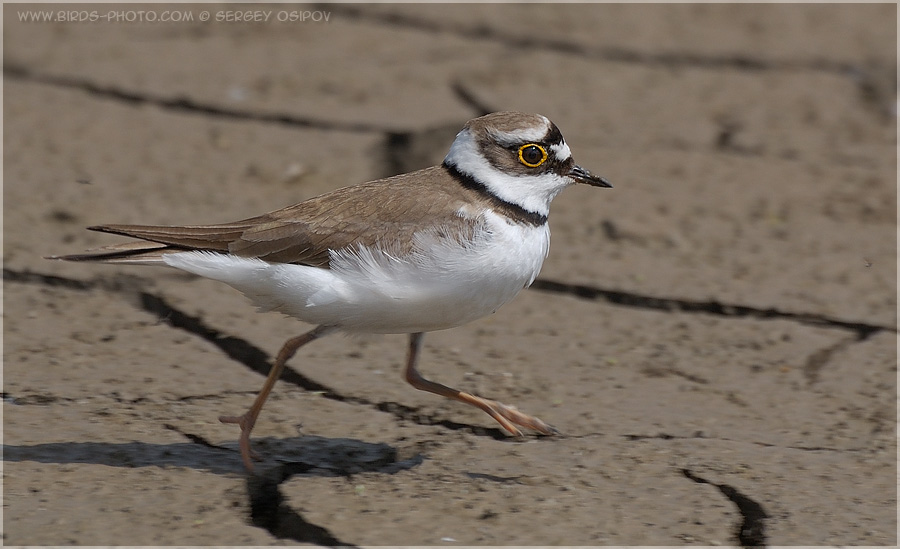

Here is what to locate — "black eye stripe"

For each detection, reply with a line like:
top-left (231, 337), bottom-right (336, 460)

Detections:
top-left (543, 124), bottom-right (564, 145)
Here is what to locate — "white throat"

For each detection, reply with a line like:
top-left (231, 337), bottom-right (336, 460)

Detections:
top-left (444, 129), bottom-right (573, 217)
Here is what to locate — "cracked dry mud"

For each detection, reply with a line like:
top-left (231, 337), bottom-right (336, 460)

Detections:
top-left (3, 4), bottom-right (897, 547)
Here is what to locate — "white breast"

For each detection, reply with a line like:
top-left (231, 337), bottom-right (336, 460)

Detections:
top-left (162, 212), bottom-right (550, 334)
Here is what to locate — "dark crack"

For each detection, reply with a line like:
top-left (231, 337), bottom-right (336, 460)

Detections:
top-left (2, 267), bottom-right (151, 295)
top-left (163, 423), bottom-right (232, 453)
top-left (450, 81), bottom-right (494, 116)
top-left (4, 63), bottom-right (393, 134)
top-left (4, 392), bottom-right (72, 406)
top-left (245, 437), bottom-right (422, 546)
top-left (802, 336), bottom-right (857, 385)
top-left (640, 365), bottom-right (710, 384)
top-left (377, 123), bottom-right (462, 177)
top-left (323, 4), bottom-right (856, 76)
top-left (374, 82), bottom-right (493, 177)
top-left (3, 267), bottom-right (100, 291)
top-left (529, 279), bottom-right (892, 340)
top-left (248, 471), bottom-right (354, 546)
top-left (138, 292), bottom-right (365, 401)
top-left (176, 390), bottom-right (257, 403)
top-left (465, 471), bottom-right (526, 484)
top-left (682, 468), bottom-right (768, 548)
top-left (623, 432), bottom-right (679, 442)
top-left (6, 65), bottom-right (496, 141)
top-left (373, 400), bottom-right (508, 440)
top-left (5, 63), bottom-right (503, 187)
top-left (623, 430), bottom-right (870, 453)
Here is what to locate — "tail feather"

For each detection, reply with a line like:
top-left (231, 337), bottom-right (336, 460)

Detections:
top-left (86, 223), bottom-right (245, 251)
top-left (46, 241), bottom-right (175, 264)
top-left (47, 222), bottom-right (251, 264)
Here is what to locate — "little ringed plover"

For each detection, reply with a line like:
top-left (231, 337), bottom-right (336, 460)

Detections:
top-left (51, 111), bottom-right (612, 471)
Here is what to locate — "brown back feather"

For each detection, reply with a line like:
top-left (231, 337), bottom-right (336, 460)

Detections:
top-left (61, 166), bottom-right (490, 268)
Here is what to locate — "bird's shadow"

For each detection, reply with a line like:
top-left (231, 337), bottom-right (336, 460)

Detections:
top-left (4, 435), bottom-right (423, 545)
top-left (2, 434), bottom-right (424, 477)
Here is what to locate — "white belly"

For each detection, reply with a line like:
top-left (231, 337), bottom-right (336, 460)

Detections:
top-left (163, 213), bottom-right (550, 334)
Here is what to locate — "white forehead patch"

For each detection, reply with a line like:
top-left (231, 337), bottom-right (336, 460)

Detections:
top-left (550, 141), bottom-right (571, 162)
top-left (488, 115), bottom-right (551, 147)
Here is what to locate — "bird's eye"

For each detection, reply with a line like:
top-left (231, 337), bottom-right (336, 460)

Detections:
top-left (517, 144), bottom-right (548, 168)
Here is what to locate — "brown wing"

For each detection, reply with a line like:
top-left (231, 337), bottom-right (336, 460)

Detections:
top-left (53, 166), bottom-right (479, 268)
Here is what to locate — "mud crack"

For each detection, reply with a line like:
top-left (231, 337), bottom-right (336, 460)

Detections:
top-left (802, 335), bottom-right (858, 385)
top-left (5, 65), bottom-right (495, 140)
top-left (248, 471), bottom-right (356, 546)
top-left (324, 4), bottom-right (857, 76)
top-left (4, 64), bottom-right (390, 134)
top-left (163, 423), bottom-right (232, 452)
top-left (245, 437), bottom-right (421, 546)
top-left (682, 468), bottom-right (768, 548)
top-left (623, 430), bottom-right (869, 453)
top-left (530, 278), bottom-right (892, 340)
top-left (376, 82), bottom-right (491, 177)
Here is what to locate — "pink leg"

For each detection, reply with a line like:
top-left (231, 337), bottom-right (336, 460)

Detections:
top-left (402, 333), bottom-right (559, 436)
top-left (220, 324), bottom-right (336, 471)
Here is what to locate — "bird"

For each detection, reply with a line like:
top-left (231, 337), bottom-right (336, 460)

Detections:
top-left (50, 111), bottom-right (612, 471)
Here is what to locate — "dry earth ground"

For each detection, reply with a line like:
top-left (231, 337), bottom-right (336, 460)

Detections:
top-left (3, 3), bottom-right (897, 546)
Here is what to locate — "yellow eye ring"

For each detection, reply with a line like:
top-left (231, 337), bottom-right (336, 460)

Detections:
top-left (518, 143), bottom-right (548, 168)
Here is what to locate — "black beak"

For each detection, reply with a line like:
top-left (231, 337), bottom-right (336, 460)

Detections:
top-left (569, 164), bottom-right (612, 188)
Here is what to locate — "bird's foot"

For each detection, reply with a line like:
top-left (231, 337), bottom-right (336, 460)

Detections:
top-left (219, 413), bottom-right (261, 471)
top-left (478, 398), bottom-right (561, 437)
